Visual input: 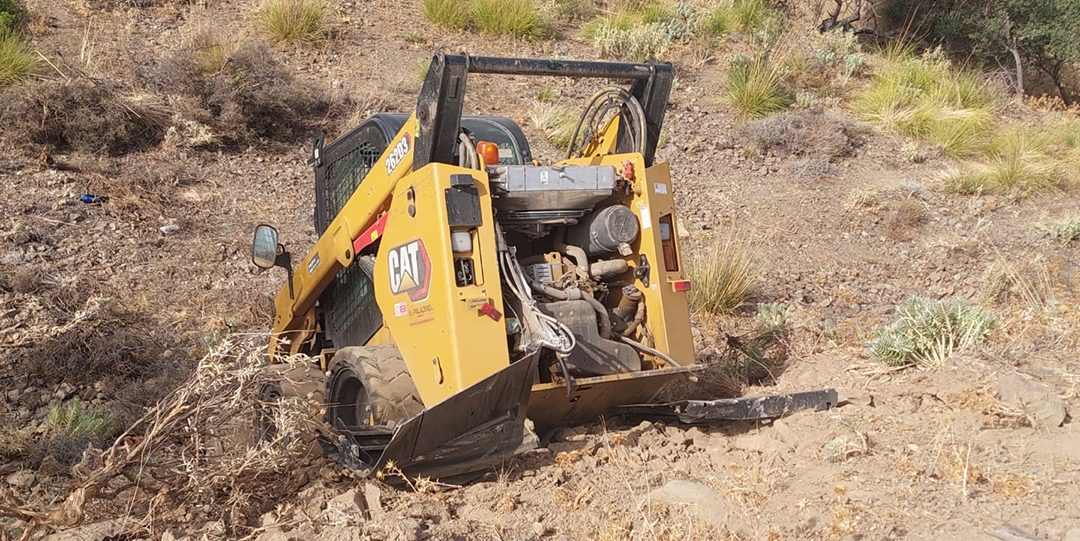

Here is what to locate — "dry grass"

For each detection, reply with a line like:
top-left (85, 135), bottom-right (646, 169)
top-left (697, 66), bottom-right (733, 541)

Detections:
top-left (686, 235), bottom-right (760, 315)
top-left (2, 76), bottom-right (170, 154)
top-left (940, 128), bottom-right (1073, 196)
top-left (255, 0), bottom-right (330, 45)
top-left (471, 0), bottom-right (546, 39)
top-left (1, 337), bottom-right (322, 537)
top-left (855, 47), bottom-right (995, 157)
top-left (528, 101), bottom-right (578, 151)
top-left (978, 257), bottom-right (1057, 310)
top-left (725, 55), bottom-right (789, 118)
top-left (884, 198), bottom-right (927, 241)
top-left (422, 0), bottom-right (469, 29)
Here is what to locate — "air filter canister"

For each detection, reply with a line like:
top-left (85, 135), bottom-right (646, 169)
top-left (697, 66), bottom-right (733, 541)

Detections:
top-left (567, 204), bottom-right (640, 256)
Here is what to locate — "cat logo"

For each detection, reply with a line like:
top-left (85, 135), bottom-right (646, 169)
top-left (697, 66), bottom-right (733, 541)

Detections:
top-left (387, 239), bottom-right (431, 301)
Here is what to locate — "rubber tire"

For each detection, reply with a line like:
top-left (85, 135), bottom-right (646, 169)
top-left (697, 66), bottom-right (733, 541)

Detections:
top-left (325, 346), bottom-right (424, 432)
top-left (253, 362), bottom-right (326, 457)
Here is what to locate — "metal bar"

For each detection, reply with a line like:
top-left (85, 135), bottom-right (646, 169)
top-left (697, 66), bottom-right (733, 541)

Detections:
top-left (467, 55), bottom-right (658, 80)
top-left (612, 388), bottom-right (839, 424)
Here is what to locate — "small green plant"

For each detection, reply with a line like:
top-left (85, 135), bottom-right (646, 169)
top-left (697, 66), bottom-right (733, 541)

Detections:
top-left (729, 0), bottom-right (772, 31)
top-left (528, 101), bottom-right (578, 150)
top-left (687, 235), bottom-right (760, 315)
top-left (0, 0), bottom-right (22, 34)
top-left (46, 398), bottom-right (113, 439)
top-left (471, 0), bottom-right (546, 39)
top-left (869, 296), bottom-right (994, 368)
top-left (755, 302), bottom-right (788, 333)
top-left (255, 0), bottom-right (329, 45)
top-left (0, 29), bottom-right (37, 87)
top-left (704, 7), bottom-right (732, 37)
top-left (1051, 219), bottom-right (1080, 242)
top-left (422, 0), bottom-right (469, 29)
top-left (726, 55), bottom-right (789, 118)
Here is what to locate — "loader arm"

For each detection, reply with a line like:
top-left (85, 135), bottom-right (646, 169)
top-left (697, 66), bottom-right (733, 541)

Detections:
top-left (268, 115), bottom-right (419, 355)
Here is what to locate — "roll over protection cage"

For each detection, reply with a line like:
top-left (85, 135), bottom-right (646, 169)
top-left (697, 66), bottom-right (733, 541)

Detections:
top-left (414, 53), bottom-right (675, 171)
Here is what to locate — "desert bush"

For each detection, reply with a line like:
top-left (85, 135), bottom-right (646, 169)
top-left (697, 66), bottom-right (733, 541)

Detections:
top-left (582, 2), bottom-right (699, 61)
top-left (869, 296), bottom-right (994, 368)
top-left (1, 77), bottom-right (168, 154)
top-left (155, 42), bottom-right (327, 145)
top-left (1051, 219), bottom-right (1080, 242)
top-left (687, 235), bottom-right (759, 315)
top-left (854, 47), bottom-right (996, 157)
top-left (939, 130), bottom-right (1069, 195)
top-left (423, 0), bottom-right (468, 29)
top-left (255, 0), bottom-right (329, 45)
top-left (471, 0), bottom-right (546, 38)
top-left (726, 55), bottom-right (789, 118)
top-left (742, 109), bottom-right (865, 159)
top-left (0, 28), bottom-right (38, 87)
top-left (187, 25), bottom-right (235, 74)
top-left (529, 101), bottom-right (578, 150)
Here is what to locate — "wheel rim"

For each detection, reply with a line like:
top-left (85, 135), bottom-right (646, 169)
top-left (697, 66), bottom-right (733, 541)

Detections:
top-left (328, 369), bottom-right (373, 430)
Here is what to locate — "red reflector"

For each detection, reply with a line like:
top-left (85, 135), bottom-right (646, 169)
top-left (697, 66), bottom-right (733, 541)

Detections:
top-left (671, 280), bottom-right (692, 293)
top-left (480, 302), bottom-right (502, 321)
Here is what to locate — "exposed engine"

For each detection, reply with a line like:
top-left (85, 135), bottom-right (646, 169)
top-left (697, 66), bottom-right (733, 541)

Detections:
top-left (488, 163), bottom-right (654, 382)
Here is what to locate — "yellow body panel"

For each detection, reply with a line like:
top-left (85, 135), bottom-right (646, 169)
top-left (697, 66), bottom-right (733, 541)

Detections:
top-left (372, 163), bottom-right (509, 406)
top-left (268, 115), bottom-right (420, 355)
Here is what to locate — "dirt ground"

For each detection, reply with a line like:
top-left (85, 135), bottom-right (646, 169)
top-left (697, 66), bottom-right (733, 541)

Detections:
top-left (1, 1), bottom-right (1078, 540)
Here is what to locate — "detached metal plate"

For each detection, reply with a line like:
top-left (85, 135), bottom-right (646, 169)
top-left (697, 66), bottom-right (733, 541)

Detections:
top-left (613, 388), bottom-right (839, 424)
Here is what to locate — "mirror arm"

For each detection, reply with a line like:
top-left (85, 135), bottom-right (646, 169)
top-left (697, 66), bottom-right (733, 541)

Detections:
top-left (275, 250), bottom-right (294, 300)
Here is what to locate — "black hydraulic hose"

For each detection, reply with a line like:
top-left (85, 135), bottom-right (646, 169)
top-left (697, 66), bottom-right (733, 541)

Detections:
top-left (581, 294), bottom-right (613, 340)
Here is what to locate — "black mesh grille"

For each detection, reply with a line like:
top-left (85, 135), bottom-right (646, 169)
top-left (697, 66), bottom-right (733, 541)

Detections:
top-left (317, 139), bottom-right (383, 348)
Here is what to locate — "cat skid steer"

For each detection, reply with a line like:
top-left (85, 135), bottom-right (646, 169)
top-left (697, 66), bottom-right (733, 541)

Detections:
top-left (252, 53), bottom-right (836, 481)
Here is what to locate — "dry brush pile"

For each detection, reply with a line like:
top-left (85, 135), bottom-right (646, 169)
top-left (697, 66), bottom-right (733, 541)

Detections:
top-left (0, 337), bottom-right (325, 540)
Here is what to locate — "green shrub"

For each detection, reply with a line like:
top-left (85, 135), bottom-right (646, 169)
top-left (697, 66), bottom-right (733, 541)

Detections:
top-left (0, 29), bottom-right (37, 86)
top-left (687, 235), bottom-right (760, 315)
top-left (471, 0), bottom-right (546, 39)
top-left (423, 0), bottom-right (468, 29)
top-left (854, 48), bottom-right (995, 156)
top-left (255, 0), bottom-right (329, 45)
top-left (869, 296), bottom-right (994, 368)
top-left (726, 55), bottom-right (789, 118)
top-left (704, 8), bottom-right (732, 37)
top-left (729, 0), bottom-right (771, 30)
top-left (46, 399), bottom-right (113, 439)
top-left (0, 0), bottom-right (22, 34)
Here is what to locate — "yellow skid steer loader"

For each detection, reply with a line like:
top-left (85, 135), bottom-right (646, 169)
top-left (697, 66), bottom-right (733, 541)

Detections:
top-left (252, 53), bottom-right (835, 480)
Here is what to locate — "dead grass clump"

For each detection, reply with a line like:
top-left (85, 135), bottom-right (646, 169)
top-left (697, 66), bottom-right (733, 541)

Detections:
top-left (978, 257), bottom-right (1057, 310)
top-left (0, 264), bottom-right (44, 293)
top-left (1, 337), bottom-right (321, 537)
top-left (156, 42), bottom-right (327, 146)
top-left (884, 198), bottom-right (927, 241)
top-left (742, 109), bottom-right (866, 160)
top-left (2, 77), bottom-right (169, 154)
top-left (528, 101), bottom-right (578, 151)
top-left (22, 293), bottom-right (165, 386)
top-left (953, 387), bottom-right (1029, 428)
top-left (687, 235), bottom-right (760, 315)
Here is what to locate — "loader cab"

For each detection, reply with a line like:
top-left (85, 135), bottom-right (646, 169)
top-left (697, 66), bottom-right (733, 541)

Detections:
top-left (310, 113), bottom-right (534, 350)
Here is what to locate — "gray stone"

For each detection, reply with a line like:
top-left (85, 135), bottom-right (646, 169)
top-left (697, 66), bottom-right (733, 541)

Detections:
top-left (647, 480), bottom-right (735, 529)
top-left (363, 482), bottom-right (383, 516)
top-left (996, 372), bottom-right (1067, 428)
top-left (1064, 528), bottom-right (1080, 541)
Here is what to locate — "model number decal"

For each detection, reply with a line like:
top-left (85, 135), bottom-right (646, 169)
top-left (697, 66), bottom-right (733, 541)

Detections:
top-left (388, 239), bottom-right (431, 301)
top-left (384, 133), bottom-right (411, 176)
top-left (306, 253), bottom-right (320, 274)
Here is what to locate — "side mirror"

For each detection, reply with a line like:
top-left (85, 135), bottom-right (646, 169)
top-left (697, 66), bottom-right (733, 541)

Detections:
top-left (252, 224), bottom-right (281, 269)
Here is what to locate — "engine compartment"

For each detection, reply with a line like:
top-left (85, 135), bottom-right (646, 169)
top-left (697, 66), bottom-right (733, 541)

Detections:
top-left (489, 163), bottom-right (656, 381)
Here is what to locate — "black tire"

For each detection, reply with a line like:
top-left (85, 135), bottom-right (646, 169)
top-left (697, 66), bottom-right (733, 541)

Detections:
top-left (325, 346), bottom-right (424, 432)
top-left (253, 362), bottom-right (326, 456)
